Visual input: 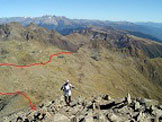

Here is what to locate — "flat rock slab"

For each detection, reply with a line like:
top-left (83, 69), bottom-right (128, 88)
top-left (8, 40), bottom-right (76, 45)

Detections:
top-left (53, 113), bottom-right (69, 122)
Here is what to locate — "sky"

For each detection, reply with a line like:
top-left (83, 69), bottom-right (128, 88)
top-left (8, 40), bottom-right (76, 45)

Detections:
top-left (0, 0), bottom-right (161, 22)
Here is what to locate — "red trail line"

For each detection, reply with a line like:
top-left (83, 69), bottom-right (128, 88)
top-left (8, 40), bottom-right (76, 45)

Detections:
top-left (0, 51), bottom-right (72, 68)
top-left (0, 91), bottom-right (37, 110)
top-left (0, 51), bottom-right (72, 110)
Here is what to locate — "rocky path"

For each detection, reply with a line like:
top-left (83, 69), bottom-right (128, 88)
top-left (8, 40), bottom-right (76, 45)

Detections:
top-left (1, 94), bottom-right (162, 122)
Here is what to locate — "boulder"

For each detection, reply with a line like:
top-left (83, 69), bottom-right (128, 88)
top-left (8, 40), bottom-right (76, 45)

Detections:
top-left (150, 105), bottom-right (162, 118)
top-left (126, 93), bottom-right (132, 104)
top-left (70, 116), bottom-right (78, 122)
top-left (114, 98), bottom-right (125, 105)
top-left (117, 105), bottom-right (132, 114)
top-left (53, 113), bottom-right (69, 122)
top-left (134, 101), bottom-right (142, 111)
top-left (136, 98), bottom-right (159, 107)
top-left (1, 95), bottom-right (162, 122)
top-left (83, 114), bottom-right (94, 122)
top-left (136, 112), bottom-right (150, 122)
top-left (102, 94), bottom-right (111, 101)
top-left (93, 113), bottom-right (108, 122)
top-left (75, 96), bottom-right (84, 105)
top-left (107, 113), bottom-right (121, 122)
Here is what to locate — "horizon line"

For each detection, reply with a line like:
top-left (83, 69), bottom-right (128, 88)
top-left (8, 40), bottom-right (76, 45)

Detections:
top-left (0, 14), bottom-right (162, 23)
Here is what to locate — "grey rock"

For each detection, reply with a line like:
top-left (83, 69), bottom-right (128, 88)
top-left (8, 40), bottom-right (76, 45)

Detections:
top-left (114, 98), bottom-right (125, 105)
top-left (53, 113), bottom-right (69, 122)
top-left (136, 112), bottom-right (151, 122)
top-left (83, 113), bottom-right (94, 122)
top-left (107, 113), bottom-right (121, 122)
top-left (137, 98), bottom-right (159, 107)
top-left (1, 95), bottom-right (162, 122)
top-left (159, 105), bottom-right (162, 110)
top-left (151, 105), bottom-right (162, 117)
top-left (94, 113), bottom-right (108, 122)
top-left (70, 100), bottom-right (78, 107)
top-left (70, 116), bottom-right (78, 122)
top-left (126, 93), bottom-right (132, 104)
top-left (102, 94), bottom-right (111, 101)
top-left (134, 101), bottom-right (141, 111)
top-left (117, 106), bottom-right (133, 114)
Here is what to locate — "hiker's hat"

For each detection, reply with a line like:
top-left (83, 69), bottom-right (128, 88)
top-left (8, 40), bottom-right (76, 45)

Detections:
top-left (66, 80), bottom-right (69, 83)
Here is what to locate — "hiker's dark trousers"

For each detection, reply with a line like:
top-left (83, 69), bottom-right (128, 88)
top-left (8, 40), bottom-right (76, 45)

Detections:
top-left (64, 95), bottom-right (71, 105)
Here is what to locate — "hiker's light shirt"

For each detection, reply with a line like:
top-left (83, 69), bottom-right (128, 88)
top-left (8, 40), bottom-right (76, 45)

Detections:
top-left (62, 83), bottom-right (73, 96)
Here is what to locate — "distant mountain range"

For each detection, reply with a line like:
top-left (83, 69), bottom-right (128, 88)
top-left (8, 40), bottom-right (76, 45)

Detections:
top-left (0, 15), bottom-right (162, 43)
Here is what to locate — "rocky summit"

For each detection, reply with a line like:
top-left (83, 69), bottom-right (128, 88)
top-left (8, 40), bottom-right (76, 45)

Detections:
top-left (2, 94), bottom-right (162, 122)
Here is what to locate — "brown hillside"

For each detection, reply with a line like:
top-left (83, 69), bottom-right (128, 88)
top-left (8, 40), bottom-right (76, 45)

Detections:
top-left (0, 23), bottom-right (162, 117)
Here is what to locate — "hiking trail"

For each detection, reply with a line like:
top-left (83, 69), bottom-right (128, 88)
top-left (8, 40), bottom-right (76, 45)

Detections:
top-left (0, 51), bottom-right (72, 110)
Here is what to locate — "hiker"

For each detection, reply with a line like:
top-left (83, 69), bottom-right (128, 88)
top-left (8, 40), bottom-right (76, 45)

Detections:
top-left (61, 80), bottom-right (75, 105)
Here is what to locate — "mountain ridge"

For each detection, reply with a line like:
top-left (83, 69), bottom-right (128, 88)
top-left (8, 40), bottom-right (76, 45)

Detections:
top-left (0, 15), bottom-right (162, 43)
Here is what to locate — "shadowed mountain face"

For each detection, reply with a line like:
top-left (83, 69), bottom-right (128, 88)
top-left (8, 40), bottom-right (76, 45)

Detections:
top-left (1, 23), bottom-right (162, 58)
top-left (0, 22), bottom-right (162, 118)
top-left (69, 27), bottom-right (162, 58)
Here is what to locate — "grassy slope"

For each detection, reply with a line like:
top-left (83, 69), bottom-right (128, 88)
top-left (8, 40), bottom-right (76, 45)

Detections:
top-left (0, 40), bottom-right (162, 116)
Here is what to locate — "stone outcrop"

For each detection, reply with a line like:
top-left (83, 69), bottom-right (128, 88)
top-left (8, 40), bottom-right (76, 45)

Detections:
top-left (1, 94), bottom-right (162, 122)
